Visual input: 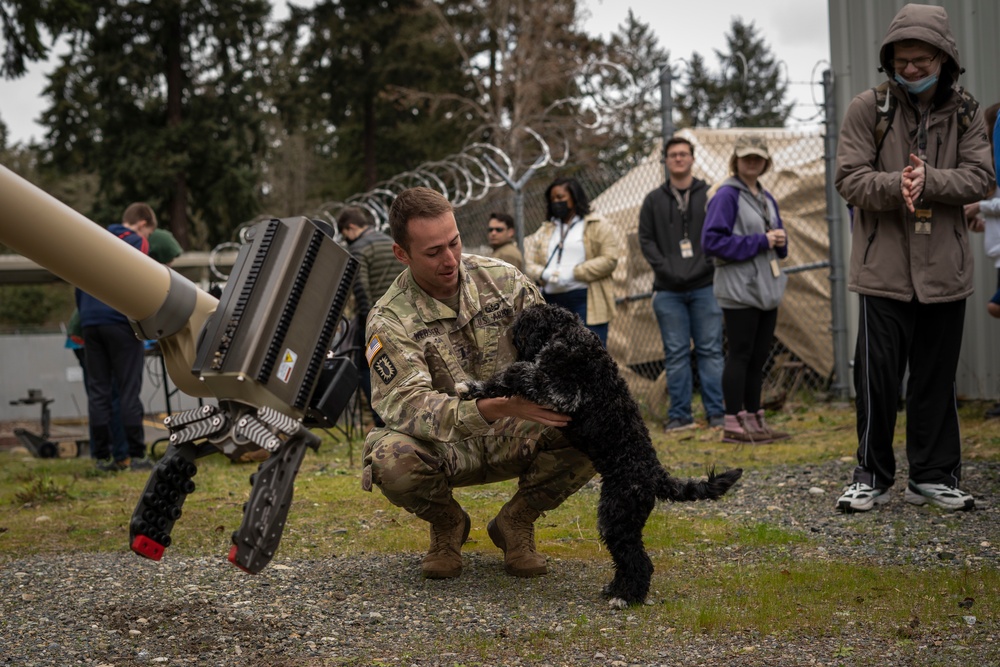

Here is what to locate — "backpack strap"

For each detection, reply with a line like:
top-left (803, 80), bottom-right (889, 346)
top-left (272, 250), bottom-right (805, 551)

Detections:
top-left (872, 82), bottom-right (979, 165)
top-left (117, 228), bottom-right (150, 255)
top-left (954, 86), bottom-right (980, 140)
top-left (872, 81), bottom-right (896, 165)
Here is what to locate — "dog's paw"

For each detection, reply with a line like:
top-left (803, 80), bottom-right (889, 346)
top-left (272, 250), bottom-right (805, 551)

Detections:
top-left (456, 380), bottom-right (485, 399)
top-left (602, 579), bottom-right (647, 608)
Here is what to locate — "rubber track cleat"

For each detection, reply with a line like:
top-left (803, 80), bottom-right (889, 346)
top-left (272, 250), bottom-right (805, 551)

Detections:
top-left (227, 427), bottom-right (319, 574)
top-left (129, 442), bottom-right (199, 561)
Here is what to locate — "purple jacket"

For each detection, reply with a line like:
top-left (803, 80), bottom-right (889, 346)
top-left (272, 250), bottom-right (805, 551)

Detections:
top-left (702, 180), bottom-right (787, 263)
top-left (702, 177), bottom-right (788, 310)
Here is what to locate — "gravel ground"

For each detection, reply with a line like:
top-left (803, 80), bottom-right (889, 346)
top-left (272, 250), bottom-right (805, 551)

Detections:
top-left (2, 457), bottom-right (999, 666)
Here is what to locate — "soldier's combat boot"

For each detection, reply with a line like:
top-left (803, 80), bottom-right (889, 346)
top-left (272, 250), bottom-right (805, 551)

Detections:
top-left (488, 494), bottom-right (547, 577)
top-left (418, 500), bottom-right (471, 579)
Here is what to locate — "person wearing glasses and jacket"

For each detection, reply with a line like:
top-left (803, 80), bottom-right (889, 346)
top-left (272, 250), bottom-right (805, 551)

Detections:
top-left (834, 3), bottom-right (994, 514)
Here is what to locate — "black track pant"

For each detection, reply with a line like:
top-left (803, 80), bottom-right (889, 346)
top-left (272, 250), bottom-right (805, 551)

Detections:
top-left (852, 295), bottom-right (965, 490)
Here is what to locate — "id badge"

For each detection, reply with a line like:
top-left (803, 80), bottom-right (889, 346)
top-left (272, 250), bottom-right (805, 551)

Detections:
top-left (915, 209), bottom-right (932, 235)
top-left (679, 238), bottom-right (693, 259)
top-left (769, 258), bottom-right (781, 278)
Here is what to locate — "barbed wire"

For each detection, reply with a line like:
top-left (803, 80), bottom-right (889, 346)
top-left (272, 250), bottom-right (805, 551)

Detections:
top-left (306, 59), bottom-right (639, 235)
top-left (217, 54), bottom-right (832, 265)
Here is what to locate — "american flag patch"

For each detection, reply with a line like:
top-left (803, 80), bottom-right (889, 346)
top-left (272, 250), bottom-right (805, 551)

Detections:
top-left (365, 335), bottom-right (383, 366)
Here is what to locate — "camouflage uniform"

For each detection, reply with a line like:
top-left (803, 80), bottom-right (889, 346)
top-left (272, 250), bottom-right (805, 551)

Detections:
top-left (361, 254), bottom-right (595, 516)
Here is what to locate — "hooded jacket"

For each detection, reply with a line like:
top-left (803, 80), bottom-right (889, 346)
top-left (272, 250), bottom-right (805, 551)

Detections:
top-left (702, 176), bottom-right (788, 311)
top-left (834, 3), bottom-right (995, 303)
top-left (638, 177), bottom-right (714, 292)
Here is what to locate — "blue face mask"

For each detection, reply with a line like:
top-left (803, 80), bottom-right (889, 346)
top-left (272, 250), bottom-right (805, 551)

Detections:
top-left (894, 71), bottom-right (938, 94)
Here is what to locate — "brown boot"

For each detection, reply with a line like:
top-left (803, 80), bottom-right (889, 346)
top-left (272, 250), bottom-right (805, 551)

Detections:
top-left (488, 495), bottom-right (547, 577)
top-left (418, 500), bottom-right (471, 579)
top-left (722, 412), bottom-right (759, 443)
top-left (740, 410), bottom-right (773, 444)
top-left (754, 409), bottom-right (789, 441)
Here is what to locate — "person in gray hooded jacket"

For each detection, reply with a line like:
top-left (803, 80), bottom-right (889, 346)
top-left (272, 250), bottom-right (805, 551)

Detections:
top-left (834, 3), bottom-right (994, 514)
top-left (702, 134), bottom-right (789, 445)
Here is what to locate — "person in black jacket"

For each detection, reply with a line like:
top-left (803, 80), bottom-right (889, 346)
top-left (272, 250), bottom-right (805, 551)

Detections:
top-left (638, 137), bottom-right (725, 432)
top-left (338, 207), bottom-right (405, 427)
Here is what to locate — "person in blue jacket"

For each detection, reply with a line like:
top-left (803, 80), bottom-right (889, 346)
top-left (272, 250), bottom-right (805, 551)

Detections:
top-left (76, 202), bottom-right (157, 471)
top-left (702, 134), bottom-right (789, 444)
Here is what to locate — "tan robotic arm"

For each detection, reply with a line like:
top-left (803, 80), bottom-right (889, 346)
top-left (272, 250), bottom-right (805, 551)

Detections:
top-left (0, 165), bottom-right (215, 397)
top-left (0, 164), bottom-right (360, 573)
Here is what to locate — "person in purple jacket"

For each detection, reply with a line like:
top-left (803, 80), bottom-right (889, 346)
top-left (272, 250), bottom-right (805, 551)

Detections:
top-left (702, 134), bottom-right (789, 444)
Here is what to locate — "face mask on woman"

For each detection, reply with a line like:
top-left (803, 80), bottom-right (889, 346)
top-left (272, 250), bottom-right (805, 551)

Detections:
top-left (550, 201), bottom-right (570, 221)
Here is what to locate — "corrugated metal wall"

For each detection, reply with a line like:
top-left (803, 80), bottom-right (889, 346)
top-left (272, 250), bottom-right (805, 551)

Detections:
top-left (829, 0), bottom-right (1000, 399)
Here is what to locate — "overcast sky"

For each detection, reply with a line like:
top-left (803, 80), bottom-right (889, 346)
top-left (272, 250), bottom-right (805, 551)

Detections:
top-left (0, 0), bottom-right (830, 144)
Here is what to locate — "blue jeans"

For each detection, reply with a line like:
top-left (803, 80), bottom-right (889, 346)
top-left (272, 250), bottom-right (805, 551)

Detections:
top-left (652, 286), bottom-right (725, 421)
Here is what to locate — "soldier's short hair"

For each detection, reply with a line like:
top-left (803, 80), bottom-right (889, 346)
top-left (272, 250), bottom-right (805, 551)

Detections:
top-left (122, 202), bottom-right (158, 229)
top-left (388, 187), bottom-right (453, 251)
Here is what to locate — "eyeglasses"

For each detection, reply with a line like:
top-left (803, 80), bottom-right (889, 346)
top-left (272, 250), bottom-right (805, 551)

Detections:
top-left (487, 226), bottom-right (506, 233)
top-left (891, 52), bottom-right (939, 70)
top-left (666, 152), bottom-right (692, 159)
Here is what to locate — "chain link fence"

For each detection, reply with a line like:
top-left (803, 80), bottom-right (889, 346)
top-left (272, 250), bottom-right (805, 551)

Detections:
top-left (455, 127), bottom-right (833, 422)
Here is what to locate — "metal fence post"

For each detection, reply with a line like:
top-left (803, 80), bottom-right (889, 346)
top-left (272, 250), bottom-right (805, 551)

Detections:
top-left (660, 61), bottom-right (674, 182)
top-left (823, 69), bottom-right (851, 399)
top-left (481, 155), bottom-right (537, 254)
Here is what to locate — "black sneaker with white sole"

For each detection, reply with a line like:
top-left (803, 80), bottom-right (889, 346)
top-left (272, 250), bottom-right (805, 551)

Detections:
top-left (904, 481), bottom-right (974, 511)
top-left (663, 418), bottom-right (696, 432)
top-left (836, 482), bottom-right (889, 513)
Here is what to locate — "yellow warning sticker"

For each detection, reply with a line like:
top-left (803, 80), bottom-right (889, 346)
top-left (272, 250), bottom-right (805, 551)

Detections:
top-left (277, 348), bottom-right (297, 383)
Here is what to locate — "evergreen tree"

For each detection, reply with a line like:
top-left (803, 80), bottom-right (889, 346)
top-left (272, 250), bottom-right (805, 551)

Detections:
top-left (0, 0), bottom-right (74, 78)
top-left (598, 10), bottom-right (669, 171)
top-left (37, 0), bottom-right (272, 247)
top-left (715, 18), bottom-right (791, 127)
top-left (675, 18), bottom-right (791, 128)
top-left (276, 0), bottom-right (479, 204)
top-left (675, 52), bottom-right (721, 129)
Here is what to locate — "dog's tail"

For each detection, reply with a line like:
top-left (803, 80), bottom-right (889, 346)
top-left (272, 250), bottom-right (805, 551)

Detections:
top-left (655, 466), bottom-right (743, 502)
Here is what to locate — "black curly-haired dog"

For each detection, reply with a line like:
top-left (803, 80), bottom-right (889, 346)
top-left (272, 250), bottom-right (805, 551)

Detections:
top-left (462, 303), bottom-right (743, 608)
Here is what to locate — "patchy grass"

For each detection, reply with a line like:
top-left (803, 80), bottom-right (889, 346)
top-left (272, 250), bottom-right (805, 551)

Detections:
top-left (12, 474), bottom-right (74, 505)
top-left (0, 400), bottom-right (997, 653)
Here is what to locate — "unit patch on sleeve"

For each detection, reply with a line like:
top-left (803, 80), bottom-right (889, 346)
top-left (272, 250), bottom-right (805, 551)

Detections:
top-left (365, 334), bottom-right (383, 367)
top-left (372, 353), bottom-right (398, 385)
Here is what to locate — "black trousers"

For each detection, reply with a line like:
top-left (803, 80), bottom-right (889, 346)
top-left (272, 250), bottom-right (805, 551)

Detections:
top-left (83, 323), bottom-right (146, 460)
top-left (853, 295), bottom-right (965, 489)
top-left (721, 307), bottom-right (777, 414)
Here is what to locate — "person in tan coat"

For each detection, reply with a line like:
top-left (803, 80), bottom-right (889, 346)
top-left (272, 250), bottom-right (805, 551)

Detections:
top-left (834, 3), bottom-right (994, 513)
top-left (524, 177), bottom-right (621, 346)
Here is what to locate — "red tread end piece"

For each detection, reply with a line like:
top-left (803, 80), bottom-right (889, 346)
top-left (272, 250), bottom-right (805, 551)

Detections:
top-left (228, 544), bottom-right (252, 573)
top-left (131, 535), bottom-right (165, 561)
